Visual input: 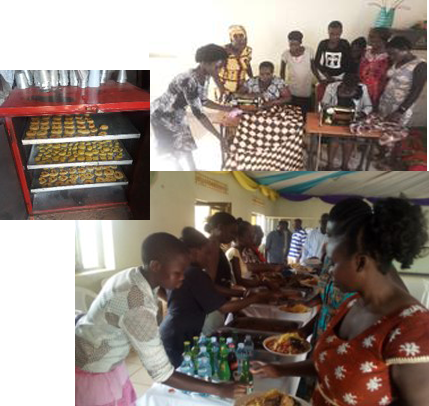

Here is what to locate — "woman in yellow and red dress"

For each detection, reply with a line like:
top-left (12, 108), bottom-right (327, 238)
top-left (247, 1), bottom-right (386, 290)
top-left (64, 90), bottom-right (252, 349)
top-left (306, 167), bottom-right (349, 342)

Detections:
top-left (217, 25), bottom-right (253, 96)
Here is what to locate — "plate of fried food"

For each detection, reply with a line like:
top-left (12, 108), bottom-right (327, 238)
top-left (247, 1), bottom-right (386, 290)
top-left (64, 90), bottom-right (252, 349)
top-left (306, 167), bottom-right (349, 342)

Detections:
top-left (235, 389), bottom-right (310, 406)
top-left (289, 263), bottom-right (311, 273)
top-left (263, 333), bottom-right (311, 357)
top-left (278, 303), bottom-right (312, 314)
top-left (298, 276), bottom-right (319, 288)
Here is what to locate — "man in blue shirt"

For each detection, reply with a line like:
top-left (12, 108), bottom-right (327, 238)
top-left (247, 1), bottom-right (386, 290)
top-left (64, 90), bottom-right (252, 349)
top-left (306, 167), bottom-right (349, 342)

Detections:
top-left (287, 219), bottom-right (307, 264)
top-left (265, 220), bottom-right (291, 264)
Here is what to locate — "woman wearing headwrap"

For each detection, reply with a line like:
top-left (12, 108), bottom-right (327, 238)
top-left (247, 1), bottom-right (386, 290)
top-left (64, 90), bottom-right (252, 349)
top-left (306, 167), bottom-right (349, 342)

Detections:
top-left (151, 44), bottom-right (233, 170)
top-left (217, 25), bottom-right (253, 96)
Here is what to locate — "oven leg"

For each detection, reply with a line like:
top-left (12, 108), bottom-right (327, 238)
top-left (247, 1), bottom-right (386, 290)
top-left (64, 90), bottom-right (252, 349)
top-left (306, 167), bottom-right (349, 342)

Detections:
top-left (4, 117), bottom-right (33, 216)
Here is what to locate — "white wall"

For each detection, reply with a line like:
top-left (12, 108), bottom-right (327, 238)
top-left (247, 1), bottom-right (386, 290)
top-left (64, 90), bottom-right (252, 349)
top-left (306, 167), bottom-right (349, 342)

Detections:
top-left (76, 172), bottom-right (429, 302)
top-left (150, 0), bottom-right (427, 99)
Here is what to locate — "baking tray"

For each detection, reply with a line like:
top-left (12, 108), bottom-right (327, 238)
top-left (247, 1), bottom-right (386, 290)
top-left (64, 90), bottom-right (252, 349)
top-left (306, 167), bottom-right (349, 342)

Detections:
top-left (27, 140), bottom-right (132, 169)
top-left (30, 167), bottom-right (128, 193)
top-left (32, 184), bottom-right (128, 213)
top-left (22, 113), bottom-right (140, 145)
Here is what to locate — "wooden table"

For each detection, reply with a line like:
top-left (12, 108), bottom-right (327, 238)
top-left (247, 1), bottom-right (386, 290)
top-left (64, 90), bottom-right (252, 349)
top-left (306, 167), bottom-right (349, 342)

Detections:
top-left (305, 112), bottom-right (381, 170)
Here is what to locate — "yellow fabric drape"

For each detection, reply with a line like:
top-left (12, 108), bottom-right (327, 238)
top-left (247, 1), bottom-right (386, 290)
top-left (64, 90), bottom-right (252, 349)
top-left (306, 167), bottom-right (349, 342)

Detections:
top-left (209, 171), bottom-right (279, 201)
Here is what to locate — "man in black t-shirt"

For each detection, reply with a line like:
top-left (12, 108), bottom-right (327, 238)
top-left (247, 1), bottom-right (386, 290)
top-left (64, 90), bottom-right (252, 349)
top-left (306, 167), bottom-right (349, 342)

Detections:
top-left (315, 21), bottom-right (351, 82)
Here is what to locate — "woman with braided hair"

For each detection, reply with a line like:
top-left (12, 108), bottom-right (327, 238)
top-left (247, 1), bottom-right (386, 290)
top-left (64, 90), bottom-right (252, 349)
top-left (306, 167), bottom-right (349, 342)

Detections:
top-left (252, 197), bottom-right (429, 405)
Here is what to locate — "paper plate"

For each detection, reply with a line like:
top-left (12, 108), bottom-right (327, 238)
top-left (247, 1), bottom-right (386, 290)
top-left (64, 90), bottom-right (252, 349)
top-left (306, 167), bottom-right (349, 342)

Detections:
top-left (234, 391), bottom-right (311, 406)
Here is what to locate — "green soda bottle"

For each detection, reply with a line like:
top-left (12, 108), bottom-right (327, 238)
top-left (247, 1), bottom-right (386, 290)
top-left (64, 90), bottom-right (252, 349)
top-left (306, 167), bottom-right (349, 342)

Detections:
top-left (183, 341), bottom-right (192, 358)
top-left (218, 348), bottom-right (231, 382)
top-left (239, 359), bottom-right (254, 394)
top-left (191, 336), bottom-right (200, 370)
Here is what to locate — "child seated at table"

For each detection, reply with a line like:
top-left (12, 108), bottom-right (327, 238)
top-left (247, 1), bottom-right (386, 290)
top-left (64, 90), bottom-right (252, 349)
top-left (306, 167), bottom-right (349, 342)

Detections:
top-left (321, 73), bottom-right (372, 170)
top-left (75, 233), bottom-right (244, 406)
top-left (160, 227), bottom-right (273, 367)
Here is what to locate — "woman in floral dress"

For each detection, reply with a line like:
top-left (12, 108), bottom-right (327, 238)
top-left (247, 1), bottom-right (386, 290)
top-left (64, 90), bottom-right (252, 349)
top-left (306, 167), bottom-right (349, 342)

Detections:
top-left (252, 197), bottom-right (429, 405)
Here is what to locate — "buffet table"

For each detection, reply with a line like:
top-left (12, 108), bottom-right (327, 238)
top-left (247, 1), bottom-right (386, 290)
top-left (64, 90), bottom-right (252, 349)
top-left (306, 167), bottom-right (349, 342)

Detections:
top-left (137, 383), bottom-right (233, 406)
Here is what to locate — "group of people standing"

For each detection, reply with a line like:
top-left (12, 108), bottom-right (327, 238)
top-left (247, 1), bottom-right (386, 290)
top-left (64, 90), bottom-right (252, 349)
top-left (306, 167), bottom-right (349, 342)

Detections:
top-left (75, 196), bottom-right (429, 406)
top-left (265, 214), bottom-right (330, 266)
top-left (151, 20), bottom-right (426, 171)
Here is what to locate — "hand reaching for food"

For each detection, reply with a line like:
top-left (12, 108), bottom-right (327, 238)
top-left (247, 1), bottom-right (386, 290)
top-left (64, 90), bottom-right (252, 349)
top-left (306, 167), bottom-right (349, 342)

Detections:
top-left (250, 361), bottom-right (282, 378)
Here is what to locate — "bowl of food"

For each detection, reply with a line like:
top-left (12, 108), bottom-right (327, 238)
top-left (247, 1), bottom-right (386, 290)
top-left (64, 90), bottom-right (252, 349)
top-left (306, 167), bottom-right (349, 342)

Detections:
top-left (263, 333), bottom-right (311, 357)
top-left (235, 389), bottom-right (310, 406)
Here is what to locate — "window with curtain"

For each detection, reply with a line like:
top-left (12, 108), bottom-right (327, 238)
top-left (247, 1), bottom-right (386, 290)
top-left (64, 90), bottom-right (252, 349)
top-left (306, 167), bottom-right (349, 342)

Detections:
top-left (75, 220), bottom-right (115, 273)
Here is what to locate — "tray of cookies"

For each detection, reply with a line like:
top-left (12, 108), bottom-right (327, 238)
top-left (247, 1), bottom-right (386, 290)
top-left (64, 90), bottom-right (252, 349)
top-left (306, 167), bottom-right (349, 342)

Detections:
top-left (27, 139), bottom-right (132, 169)
top-left (31, 166), bottom-right (128, 193)
top-left (22, 113), bottom-right (140, 144)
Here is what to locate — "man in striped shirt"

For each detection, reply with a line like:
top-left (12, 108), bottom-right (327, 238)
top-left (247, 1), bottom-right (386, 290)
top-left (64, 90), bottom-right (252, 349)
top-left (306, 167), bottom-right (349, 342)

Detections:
top-left (287, 219), bottom-right (307, 264)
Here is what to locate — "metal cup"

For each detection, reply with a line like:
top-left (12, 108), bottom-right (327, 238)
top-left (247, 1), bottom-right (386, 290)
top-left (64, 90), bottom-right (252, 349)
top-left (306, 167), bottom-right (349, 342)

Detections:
top-left (15, 71), bottom-right (29, 89)
top-left (117, 70), bottom-right (127, 84)
top-left (69, 70), bottom-right (78, 86)
top-left (32, 70), bottom-right (40, 87)
top-left (88, 70), bottom-right (101, 87)
top-left (50, 70), bottom-right (59, 87)
top-left (22, 70), bottom-right (33, 86)
top-left (59, 70), bottom-right (69, 86)
top-left (100, 70), bottom-right (110, 84)
top-left (39, 70), bottom-right (51, 92)
top-left (76, 70), bottom-right (89, 88)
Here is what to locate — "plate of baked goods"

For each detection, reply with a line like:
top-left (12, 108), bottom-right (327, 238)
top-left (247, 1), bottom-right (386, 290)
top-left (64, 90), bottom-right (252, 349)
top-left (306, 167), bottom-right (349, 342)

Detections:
top-left (235, 389), bottom-right (310, 406)
top-left (263, 333), bottom-right (311, 357)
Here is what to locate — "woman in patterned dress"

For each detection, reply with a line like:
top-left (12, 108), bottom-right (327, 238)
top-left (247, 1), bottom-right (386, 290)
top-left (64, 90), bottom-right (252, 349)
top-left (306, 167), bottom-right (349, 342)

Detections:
top-left (216, 25), bottom-right (253, 96)
top-left (252, 197), bottom-right (429, 405)
top-left (151, 44), bottom-right (233, 170)
top-left (378, 36), bottom-right (427, 126)
top-left (359, 27), bottom-right (391, 108)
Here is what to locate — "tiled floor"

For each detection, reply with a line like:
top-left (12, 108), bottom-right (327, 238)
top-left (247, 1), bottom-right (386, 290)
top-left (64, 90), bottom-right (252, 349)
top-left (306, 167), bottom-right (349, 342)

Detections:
top-left (125, 349), bottom-right (154, 398)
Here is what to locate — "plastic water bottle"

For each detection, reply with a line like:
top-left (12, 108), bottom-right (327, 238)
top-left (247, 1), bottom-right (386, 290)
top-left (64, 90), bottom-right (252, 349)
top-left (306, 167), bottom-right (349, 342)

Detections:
top-left (210, 337), bottom-right (220, 378)
top-left (236, 343), bottom-right (247, 375)
top-left (178, 355), bottom-right (195, 394)
top-left (244, 335), bottom-right (255, 358)
top-left (226, 337), bottom-right (234, 346)
top-left (198, 334), bottom-right (207, 347)
top-left (197, 346), bottom-right (212, 397)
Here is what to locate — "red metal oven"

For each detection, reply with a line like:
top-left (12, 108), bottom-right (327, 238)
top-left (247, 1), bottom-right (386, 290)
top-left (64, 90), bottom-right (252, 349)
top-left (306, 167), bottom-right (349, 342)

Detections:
top-left (0, 81), bottom-right (150, 219)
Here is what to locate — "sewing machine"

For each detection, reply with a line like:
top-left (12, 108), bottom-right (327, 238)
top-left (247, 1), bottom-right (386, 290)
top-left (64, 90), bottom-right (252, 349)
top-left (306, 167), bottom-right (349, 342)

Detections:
top-left (320, 106), bottom-right (356, 126)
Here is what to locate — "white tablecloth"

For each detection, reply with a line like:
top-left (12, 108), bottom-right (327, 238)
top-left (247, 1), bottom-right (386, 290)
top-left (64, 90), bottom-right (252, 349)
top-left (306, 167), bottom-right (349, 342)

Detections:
top-left (137, 383), bottom-right (233, 406)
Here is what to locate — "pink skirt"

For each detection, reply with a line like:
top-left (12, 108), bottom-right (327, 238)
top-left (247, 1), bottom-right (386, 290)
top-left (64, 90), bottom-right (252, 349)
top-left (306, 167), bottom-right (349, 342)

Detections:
top-left (75, 362), bottom-right (137, 406)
